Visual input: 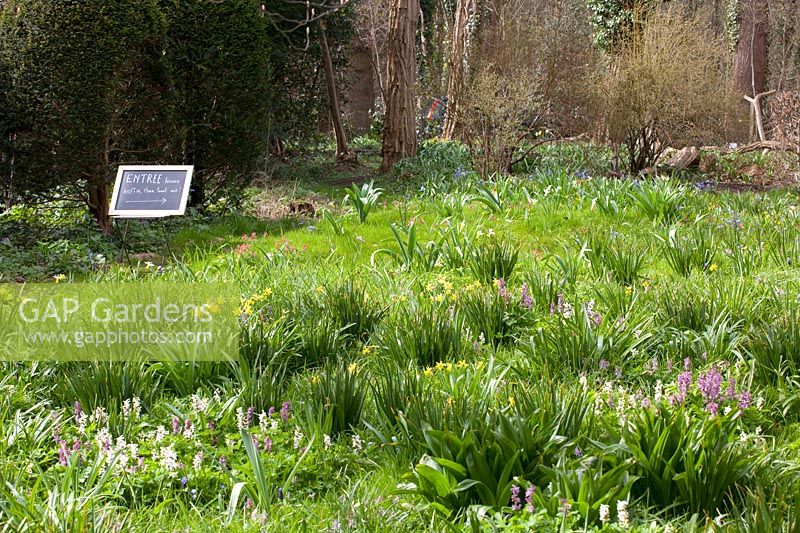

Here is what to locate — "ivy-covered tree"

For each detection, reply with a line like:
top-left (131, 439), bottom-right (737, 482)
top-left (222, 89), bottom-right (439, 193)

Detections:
top-left (587, 0), bottom-right (659, 53)
top-left (0, 0), bottom-right (168, 233)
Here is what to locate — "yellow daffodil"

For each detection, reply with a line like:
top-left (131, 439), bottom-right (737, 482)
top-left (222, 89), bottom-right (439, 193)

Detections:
top-left (53, 274), bottom-right (66, 283)
top-left (709, 263), bottom-right (718, 273)
top-left (348, 363), bottom-right (358, 375)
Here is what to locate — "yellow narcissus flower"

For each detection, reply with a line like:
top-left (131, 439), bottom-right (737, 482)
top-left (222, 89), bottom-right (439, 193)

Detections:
top-left (423, 367), bottom-right (434, 377)
top-left (53, 274), bottom-right (66, 283)
top-left (347, 362), bottom-right (358, 375)
top-left (310, 374), bottom-right (319, 385)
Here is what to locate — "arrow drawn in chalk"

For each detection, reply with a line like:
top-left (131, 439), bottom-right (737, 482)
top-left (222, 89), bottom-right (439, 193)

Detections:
top-left (125, 198), bottom-right (168, 205)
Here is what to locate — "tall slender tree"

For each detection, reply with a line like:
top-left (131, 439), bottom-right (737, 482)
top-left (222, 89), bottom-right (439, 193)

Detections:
top-left (733, 0), bottom-right (769, 97)
top-left (442, 0), bottom-right (477, 139)
top-left (381, 0), bottom-right (419, 171)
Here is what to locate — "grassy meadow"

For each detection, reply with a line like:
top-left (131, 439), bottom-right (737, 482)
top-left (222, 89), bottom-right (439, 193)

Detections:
top-left (1, 143), bottom-right (800, 531)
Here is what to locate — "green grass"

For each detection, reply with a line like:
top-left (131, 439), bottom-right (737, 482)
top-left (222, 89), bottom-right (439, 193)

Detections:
top-left (2, 148), bottom-right (800, 531)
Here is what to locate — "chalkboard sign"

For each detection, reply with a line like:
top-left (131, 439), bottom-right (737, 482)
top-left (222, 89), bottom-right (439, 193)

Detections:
top-left (109, 165), bottom-right (194, 218)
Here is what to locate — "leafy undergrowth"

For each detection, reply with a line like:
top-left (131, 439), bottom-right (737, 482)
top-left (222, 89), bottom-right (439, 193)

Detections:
top-left (2, 144), bottom-right (800, 531)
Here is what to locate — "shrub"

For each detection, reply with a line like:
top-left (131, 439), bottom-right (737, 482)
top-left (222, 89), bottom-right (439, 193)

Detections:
top-left (454, 0), bottom-right (598, 176)
top-left (0, 0), bottom-right (168, 232)
top-left (394, 138), bottom-right (472, 183)
top-left (599, 6), bottom-right (742, 174)
top-left (163, 0), bottom-right (271, 207)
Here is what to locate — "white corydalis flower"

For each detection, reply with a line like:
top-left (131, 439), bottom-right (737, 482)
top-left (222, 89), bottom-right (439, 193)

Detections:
top-left (617, 500), bottom-right (630, 529)
top-left (193, 451), bottom-right (204, 471)
top-left (599, 504), bottom-right (610, 525)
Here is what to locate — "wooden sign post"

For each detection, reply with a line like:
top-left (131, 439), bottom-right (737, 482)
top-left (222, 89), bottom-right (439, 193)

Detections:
top-left (109, 165), bottom-right (193, 218)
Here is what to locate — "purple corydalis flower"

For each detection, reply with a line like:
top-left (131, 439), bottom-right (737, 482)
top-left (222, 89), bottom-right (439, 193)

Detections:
top-left (264, 436), bottom-right (273, 453)
top-left (280, 401), bottom-right (291, 422)
top-left (676, 368), bottom-right (693, 403)
top-left (58, 440), bottom-right (70, 466)
top-left (599, 359), bottom-right (610, 371)
top-left (520, 283), bottom-right (533, 309)
top-left (172, 416), bottom-right (181, 434)
top-left (73, 401), bottom-right (82, 422)
top-left (525, 485), bottom-right (535, 512)
top-left (184, 418), bottom-right (192, 432)
top-left (574, 446), bottom-right (583, 457)
top-left (561, 498), bottom-right (572, 515)
top-left (615, 366), bottom-right (623, 379)
top-left (726, 378), bottom-right (736, 399)
top-left (181, 476), bottom-right (188, 487)
top-left (706, 401), bottom-right (719, 416)
top-left (739, 391), bottom-right (751, 410)
top-left (698, 366), bottom-right (723, 402)
top-left (268, 406), bottom-right (276, 417)
top-left (510, 485), bottom-right (522, 511)
top-left (218, 456), bottom-right (227, 468)
top-left (278, 487), bottom-right (284, 500)
top-left (207, 419), bottom-right (217, 430)
top-left (246, 406), bottom-right (255, 426)
top-left (497, 278), bottom-right (509, 303)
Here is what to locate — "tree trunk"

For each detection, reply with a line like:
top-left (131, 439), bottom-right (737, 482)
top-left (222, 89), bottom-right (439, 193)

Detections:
top-left (345, 42), bottom-right (376, 135)
top-left (442, 0), bottom-right (477, 140)
top-left (381, 0), bottom-right (419, 171)
top-left (87, 178), bottom-right (111, 235)
top-left (317, 20), bottom-right (352, 161)
top-left (733, 0), bottom-right (768, 98)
